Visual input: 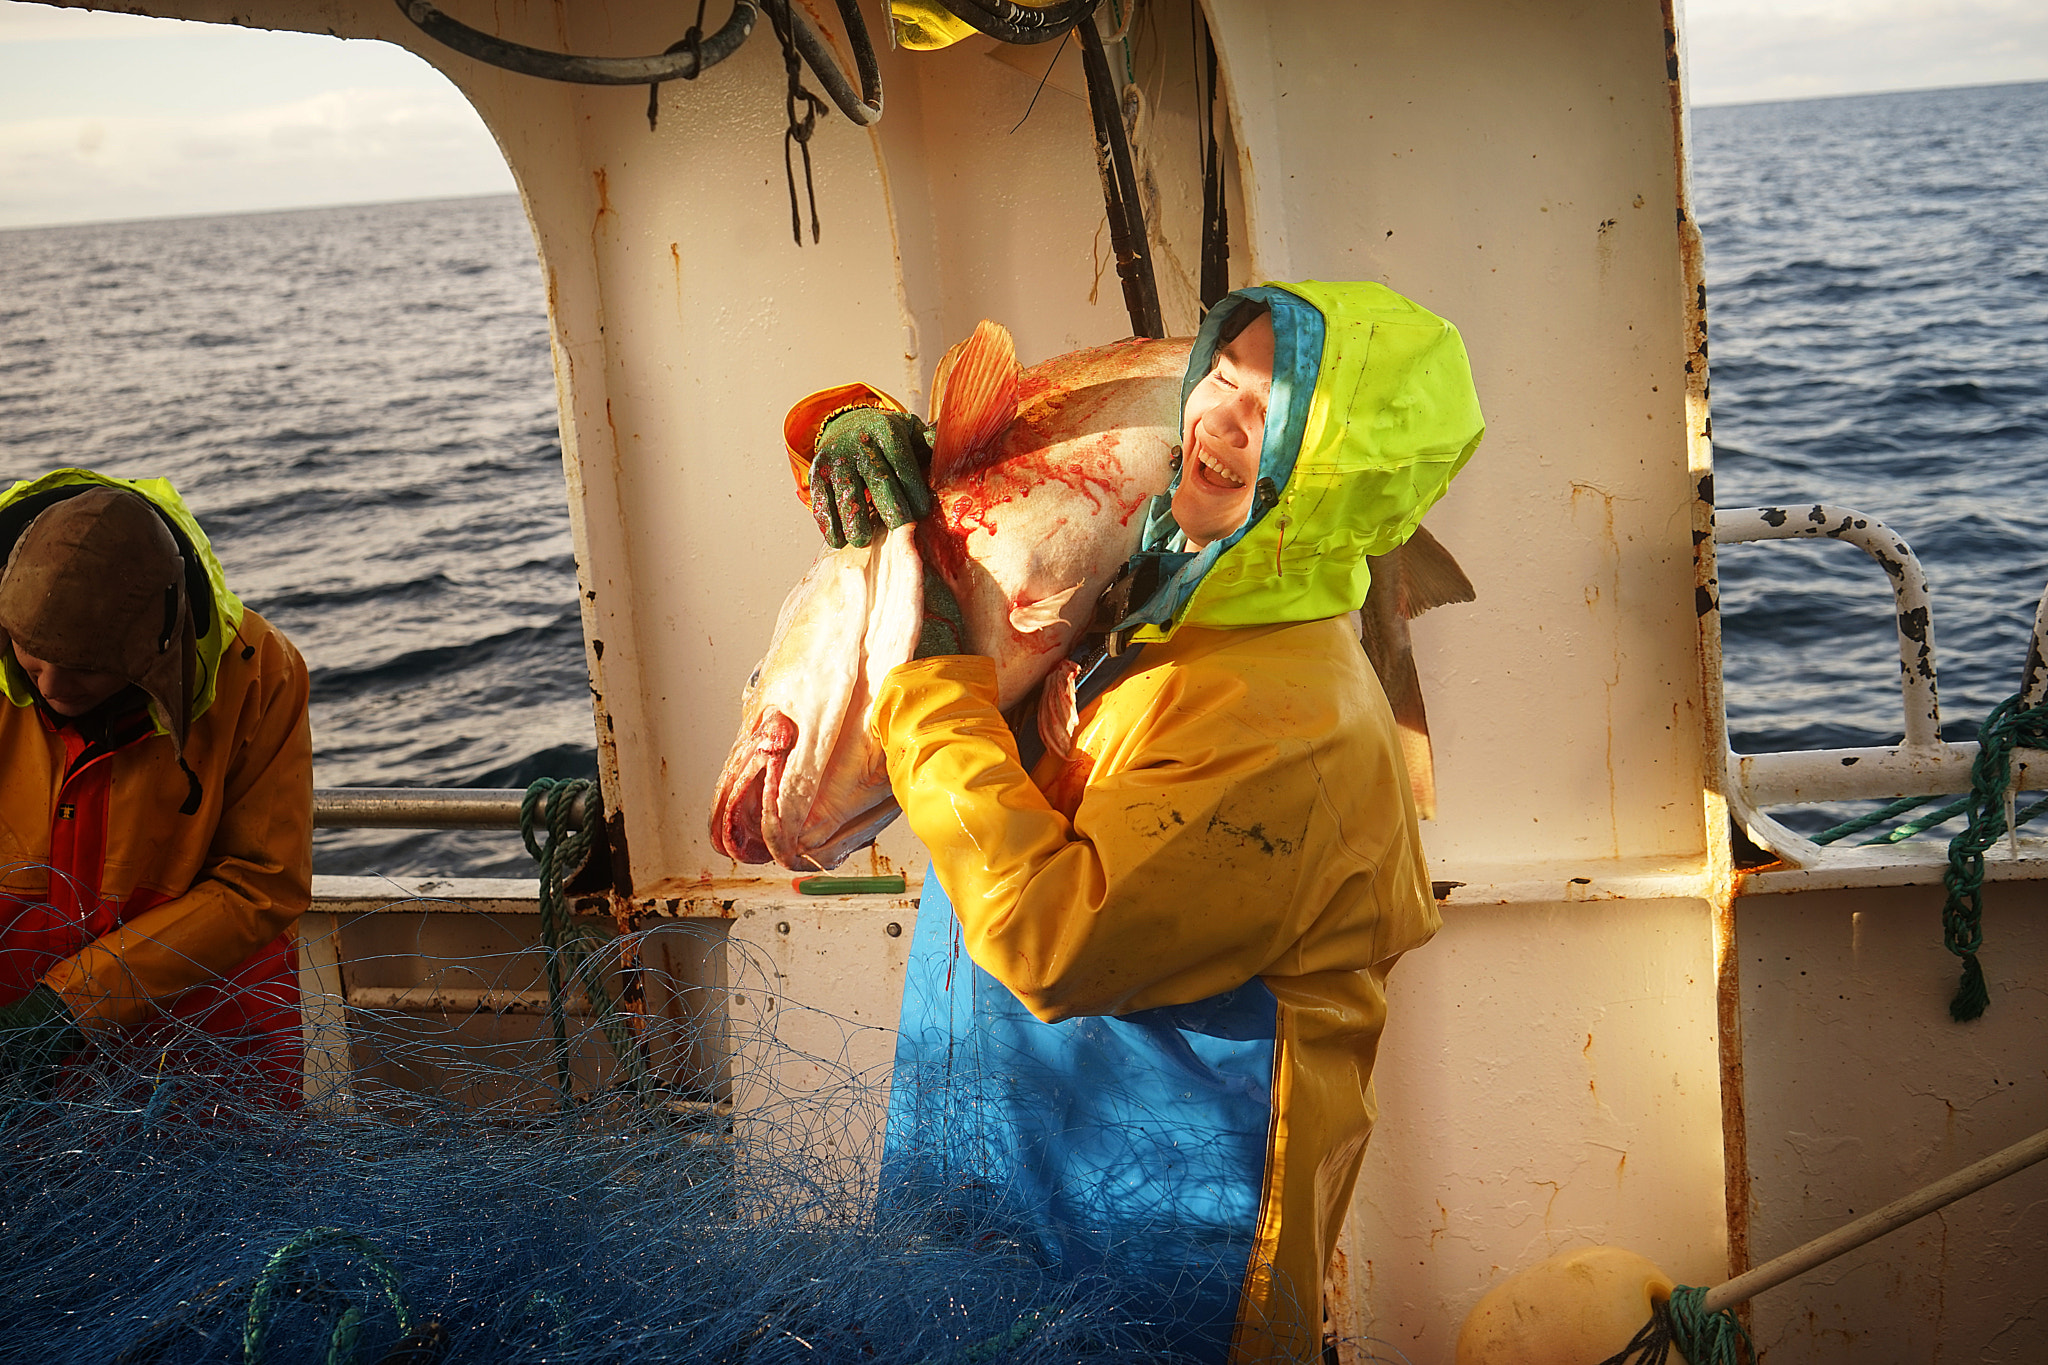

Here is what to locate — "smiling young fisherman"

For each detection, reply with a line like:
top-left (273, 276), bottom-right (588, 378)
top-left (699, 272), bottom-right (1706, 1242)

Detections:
top-left (0, 469), bottom-right (312, 1107)
top-left (798, 282), bottom-right (1484, 1361)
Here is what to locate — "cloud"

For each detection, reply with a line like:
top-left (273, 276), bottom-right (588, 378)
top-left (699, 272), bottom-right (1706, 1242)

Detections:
top-left (0, 85), bottom-right (515, 228)
top-left (1683, 0), bottom-right (2048, 105)
top-left (0, 2), bottom-right (183, 41)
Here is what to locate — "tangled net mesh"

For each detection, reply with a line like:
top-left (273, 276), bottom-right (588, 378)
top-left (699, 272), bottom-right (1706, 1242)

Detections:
top-left (3, 896), bottom-right (1412, 1365)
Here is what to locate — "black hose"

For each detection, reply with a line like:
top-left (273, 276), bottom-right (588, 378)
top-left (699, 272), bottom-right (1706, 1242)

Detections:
top-left (763, 0), bottom-right (884, 126)
top-left (941, 0), bottom-right (1104, 46)
top-left (1077, 14), bottom-right (1164, 338)
top-left (393, 0), bottom-right (758, 86)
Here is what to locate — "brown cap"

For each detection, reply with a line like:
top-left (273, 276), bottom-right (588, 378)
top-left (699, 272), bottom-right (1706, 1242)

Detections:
top-left (0, 487), bottom-right (195, 757)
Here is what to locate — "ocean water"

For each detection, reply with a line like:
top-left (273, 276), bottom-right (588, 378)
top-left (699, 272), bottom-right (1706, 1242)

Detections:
top-left (1, 81), bottom-right (2043, 872)
top-left (0, 197), bottom-right (585, 875)
top-left (1697, 80), bottom-right (2048, 764)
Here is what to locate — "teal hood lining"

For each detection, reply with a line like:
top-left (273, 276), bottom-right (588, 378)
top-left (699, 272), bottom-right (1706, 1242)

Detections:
top-left (1118, 286), bottom-right (1327, 633)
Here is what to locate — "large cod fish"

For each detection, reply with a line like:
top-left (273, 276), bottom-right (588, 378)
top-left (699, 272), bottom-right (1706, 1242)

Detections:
top-left (710, 323), bottom-right (1191, 871)
top-left (709, 322), bottom-right (1474, 871)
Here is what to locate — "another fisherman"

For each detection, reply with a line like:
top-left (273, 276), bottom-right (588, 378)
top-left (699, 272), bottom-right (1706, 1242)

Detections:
top-left (794, 283), bottom-right (1483, 1362)
top-left (0, 469), bottom-right (313, 1108)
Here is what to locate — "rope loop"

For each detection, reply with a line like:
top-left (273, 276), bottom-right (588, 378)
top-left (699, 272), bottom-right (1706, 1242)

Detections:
top-left (766, 0), bottom-right (827, 243)
top-left (244, 1226), bottom-right (411, 1365)
top-left (521, 778), bottom-right (653, 1110)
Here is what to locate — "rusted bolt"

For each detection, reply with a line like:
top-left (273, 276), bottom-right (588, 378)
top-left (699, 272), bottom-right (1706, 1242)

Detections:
top-left (776, 921), bottom-right (790, 935)
top-left (886, 922), bottom-right (902, 938)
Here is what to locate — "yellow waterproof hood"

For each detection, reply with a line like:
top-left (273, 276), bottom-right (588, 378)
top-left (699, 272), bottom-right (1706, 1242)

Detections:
top-left (1131, 281), bottom-right (1484, 641)
top-left (0, 469), bottom-right (246, 727)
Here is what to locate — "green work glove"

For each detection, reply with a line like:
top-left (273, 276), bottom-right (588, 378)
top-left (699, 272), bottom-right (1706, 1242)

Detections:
top-left (810, 407), bottom-right (934, 548)
top-left (917, 566), bottom-right (966, 659)
top-left (0, 983), bottom-right (83, 1097)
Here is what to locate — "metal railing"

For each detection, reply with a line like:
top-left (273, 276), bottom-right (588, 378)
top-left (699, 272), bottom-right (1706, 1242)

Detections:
top-left (1716, 504), bottom-right (2048, 868)
top-left (313, 787), bottom-right (589, 830)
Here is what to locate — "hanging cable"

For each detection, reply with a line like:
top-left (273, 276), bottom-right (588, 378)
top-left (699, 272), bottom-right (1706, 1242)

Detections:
top-left (942, 0), bottom-right (1104, 45)
top-left (1076, 11), bottom-right (1165, 337)
top-left (398, 0), bottom-right (879, 125)
top-left (1195, 4), bottom-right (1229, 310)
top-left (394, 0), bottom-right (758, 85)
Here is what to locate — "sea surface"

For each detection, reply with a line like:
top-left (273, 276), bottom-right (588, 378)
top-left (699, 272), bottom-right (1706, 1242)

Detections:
top-left (1, 80), bottom-right (2043, 871)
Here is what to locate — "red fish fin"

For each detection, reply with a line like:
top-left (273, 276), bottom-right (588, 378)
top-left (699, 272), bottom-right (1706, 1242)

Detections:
top-left (930, 320), bottom-right (1020, 482)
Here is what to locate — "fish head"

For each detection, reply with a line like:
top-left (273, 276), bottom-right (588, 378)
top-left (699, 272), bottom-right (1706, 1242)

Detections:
top-left (711, 330), bottom-right (1194, 869)
top-left (708, 525), bottom-right (922, 870)
top-left (920, 334), bottom-right (1194, 707)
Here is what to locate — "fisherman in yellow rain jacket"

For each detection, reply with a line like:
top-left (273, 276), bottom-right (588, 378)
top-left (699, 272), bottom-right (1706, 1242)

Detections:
top-left (799, 282), bottom-right (1484, 1362)
top-left (0, 469), bottom-right (313, 1110)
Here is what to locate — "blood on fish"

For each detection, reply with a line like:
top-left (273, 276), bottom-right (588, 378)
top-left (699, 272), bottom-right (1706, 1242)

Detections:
top-left (758, 710), bottom-right (798, 754)
top-left (915, 516), bottom-right (970, 584)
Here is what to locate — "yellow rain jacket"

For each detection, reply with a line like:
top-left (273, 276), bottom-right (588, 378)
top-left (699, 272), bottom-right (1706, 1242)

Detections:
top-left (872, 283), bottom-right (1484, 1361)
top-left (0, 469), bottom-right (312, 1097)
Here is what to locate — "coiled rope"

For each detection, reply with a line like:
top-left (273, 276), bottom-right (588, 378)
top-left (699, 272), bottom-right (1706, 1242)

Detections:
top-left (521, 777), bottom-right (650, 1108)
top-left (1594, 1285), bottom-right (1752, 1365)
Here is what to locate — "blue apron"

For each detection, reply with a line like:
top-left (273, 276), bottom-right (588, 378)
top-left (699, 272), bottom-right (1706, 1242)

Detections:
top-left (880, 870), bottom-right (1280, 1362)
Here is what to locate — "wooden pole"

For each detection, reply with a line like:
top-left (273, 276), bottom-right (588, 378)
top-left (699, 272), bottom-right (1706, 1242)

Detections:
top-left (1701, 1125), bottom-right (2048, 1312)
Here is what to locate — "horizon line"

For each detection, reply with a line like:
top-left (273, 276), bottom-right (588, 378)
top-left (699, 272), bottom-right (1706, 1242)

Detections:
top-left (5, 75), bottom-right (2041, 234)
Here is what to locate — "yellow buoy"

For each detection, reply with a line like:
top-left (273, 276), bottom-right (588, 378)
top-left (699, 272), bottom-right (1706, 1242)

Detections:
top-left (1454, 1245), bottom-right (1683, 1365)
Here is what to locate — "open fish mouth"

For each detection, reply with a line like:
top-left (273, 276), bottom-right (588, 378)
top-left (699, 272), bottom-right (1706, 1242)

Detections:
top-left (710, 709), bottom-right (796, 865)
top-left (710, 706), bottom-right (901, 870)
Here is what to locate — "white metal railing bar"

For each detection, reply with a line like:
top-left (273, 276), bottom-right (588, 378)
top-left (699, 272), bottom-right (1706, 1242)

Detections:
top-left (1716, 504), bottom-right (2048, 870)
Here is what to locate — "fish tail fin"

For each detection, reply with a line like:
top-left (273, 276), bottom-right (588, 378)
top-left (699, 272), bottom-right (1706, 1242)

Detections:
top-left (930, 320), bottom-right (1020, 481)
top-left (1393, 524), bottom-right (1477, 617)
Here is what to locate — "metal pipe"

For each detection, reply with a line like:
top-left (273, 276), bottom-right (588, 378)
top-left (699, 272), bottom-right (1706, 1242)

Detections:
top-left (1716, 504), bottom-right (1941, 749)
top-left (1736, 742), bottom-right (2047, 807)
top-left (313, 787), bottom-right (588, 830)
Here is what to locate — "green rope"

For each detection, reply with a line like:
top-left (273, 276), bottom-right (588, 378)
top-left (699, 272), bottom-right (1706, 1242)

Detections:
top-left (1595, 1286), bottom-right (1751, 1365)
top-left (1858, 792), bottom-right (1970, 845)
top-left (1938, 692), bottom-right (2048, 1021)
top-left (1668, 1287), bottom-right (1753, 1364)
top-left (520, 777), bottom-right (651, 1110)
top-left (244, 1227), bottom-right (411, 1365)
top-left (1811, 793), bottom-right (1934, 845)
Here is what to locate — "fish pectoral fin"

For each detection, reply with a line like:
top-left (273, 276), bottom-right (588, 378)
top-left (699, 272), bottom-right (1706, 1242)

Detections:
top-left (1008, 582), bottom-right (1083, 634)
top-left (930, 320), bottom-right (1021, 481)
top-left (1037, 659), bottom-right (1081, 762)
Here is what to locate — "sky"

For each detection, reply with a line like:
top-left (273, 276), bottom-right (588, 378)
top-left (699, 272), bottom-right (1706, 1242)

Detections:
top-left (0, 0), bottom-right (2045, 229)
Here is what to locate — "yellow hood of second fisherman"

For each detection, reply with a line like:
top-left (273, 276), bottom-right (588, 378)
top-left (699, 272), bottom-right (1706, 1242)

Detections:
top-left (1130, 280), bottom-right (1485, 642)
top-left (0, 468), bottom-right (246, 730)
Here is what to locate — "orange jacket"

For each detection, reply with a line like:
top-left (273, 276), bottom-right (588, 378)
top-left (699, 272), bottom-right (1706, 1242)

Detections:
top-left (0, 605), bottom-right (312, 1032)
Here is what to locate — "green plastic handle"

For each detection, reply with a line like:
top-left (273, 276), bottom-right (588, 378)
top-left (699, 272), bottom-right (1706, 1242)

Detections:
top-left (792, 874), bottom-right (908, 896)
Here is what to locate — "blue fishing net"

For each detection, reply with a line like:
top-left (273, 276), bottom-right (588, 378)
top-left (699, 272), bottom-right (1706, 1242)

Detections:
top-left (0, 908), bottom-right (1197, 1365)
top-left (0, 896), bottom-right (1425, 1364)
